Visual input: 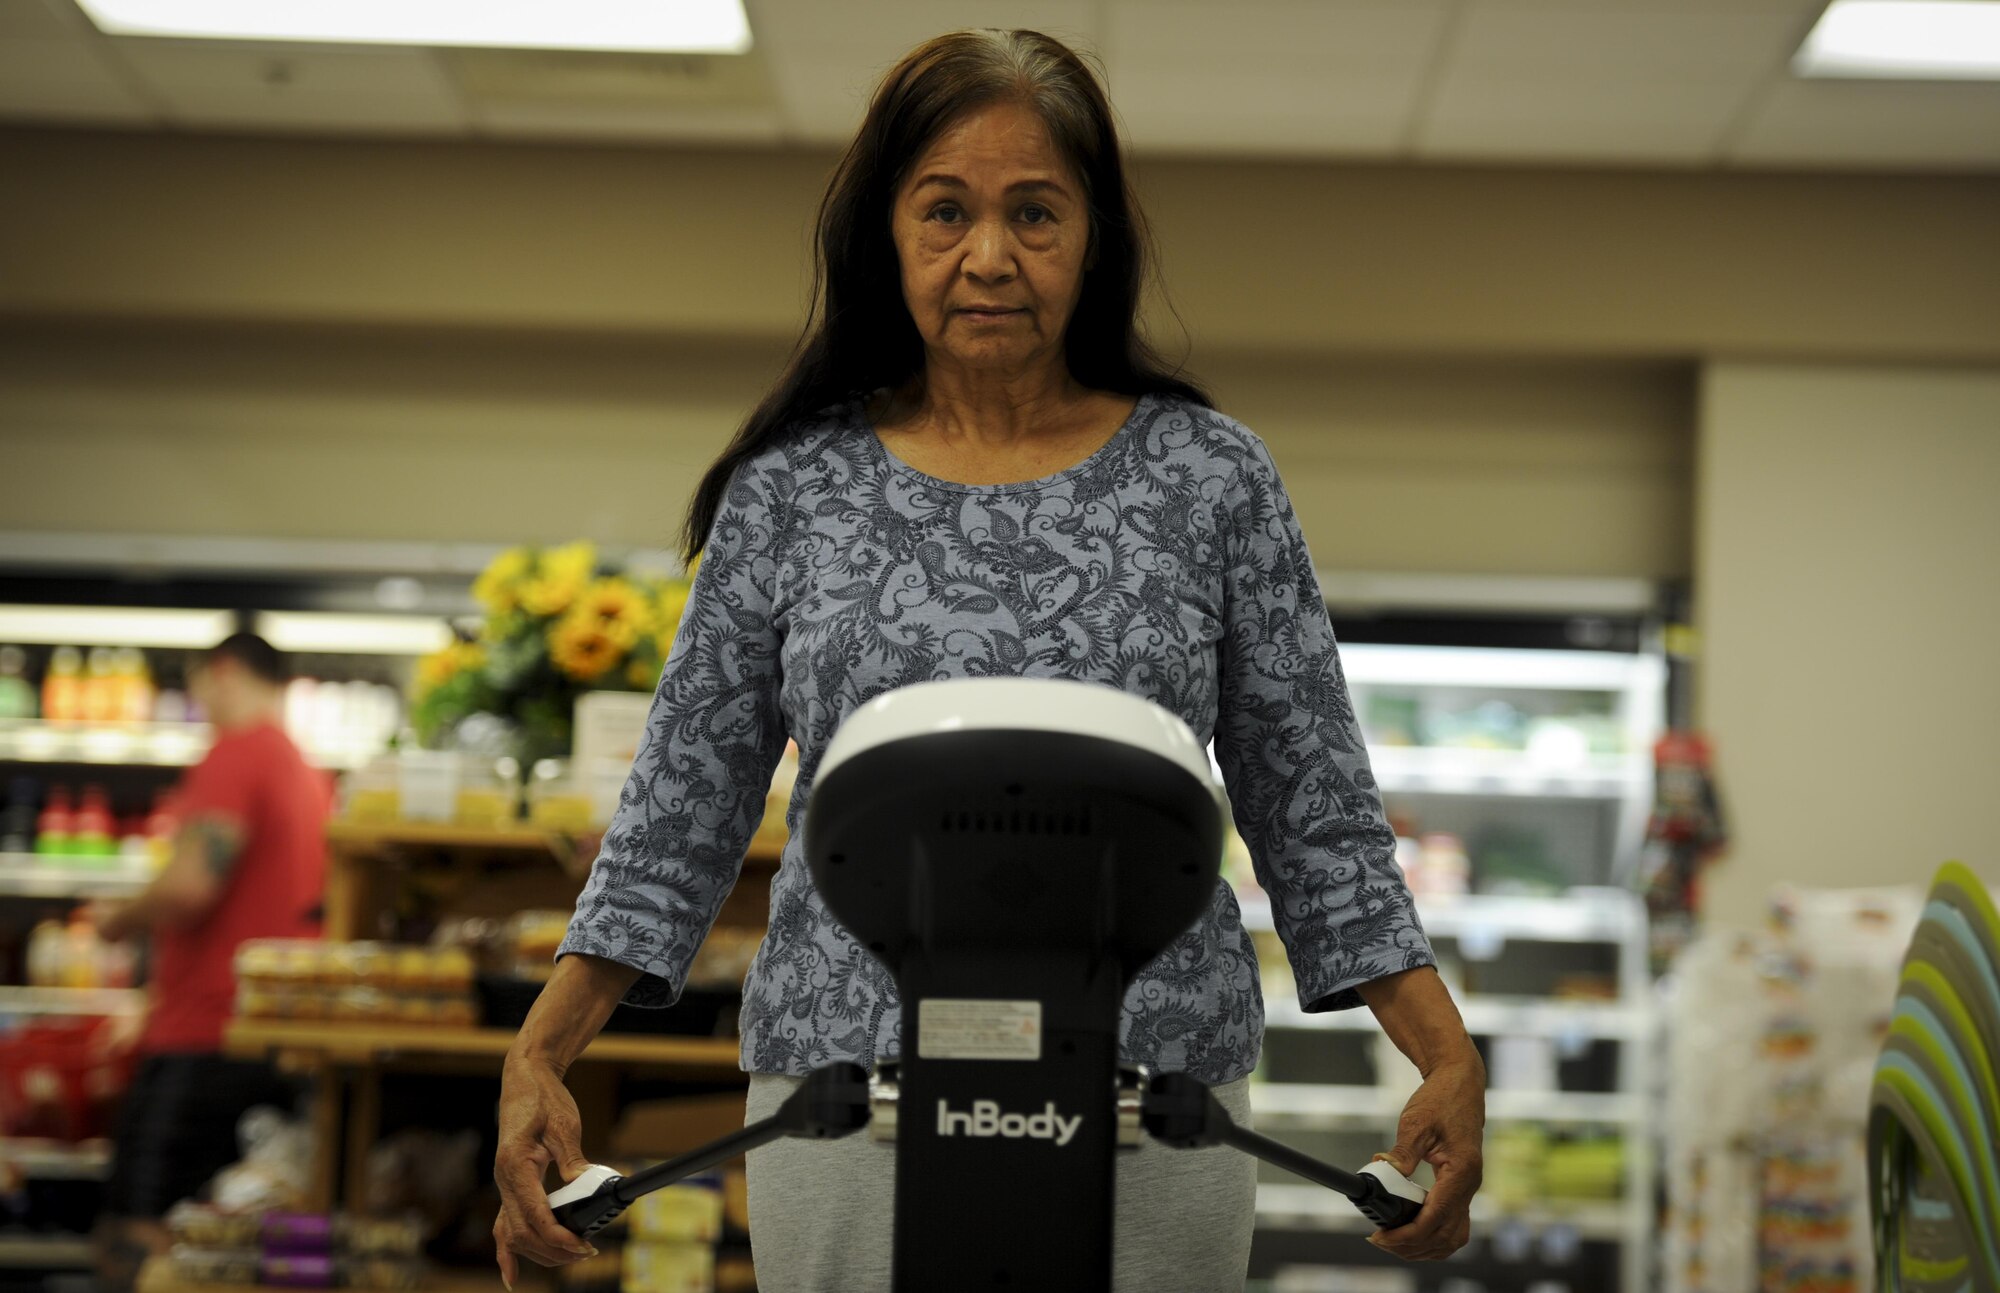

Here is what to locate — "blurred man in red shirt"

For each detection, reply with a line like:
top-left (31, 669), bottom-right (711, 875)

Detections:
top-left (88, 632), bottom-right (331, 1290)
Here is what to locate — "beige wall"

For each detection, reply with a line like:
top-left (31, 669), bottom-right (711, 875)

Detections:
top-left (2, 126), bottom-right (1997, 360)
top-left (0, 318), bottom-right (1692, 578)
top-left (1695, 361), bottom-right (2000, 921)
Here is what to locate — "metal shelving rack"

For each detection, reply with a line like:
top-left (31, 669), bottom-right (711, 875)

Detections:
top-left (1239, 639), bottom-right (1665, 1292)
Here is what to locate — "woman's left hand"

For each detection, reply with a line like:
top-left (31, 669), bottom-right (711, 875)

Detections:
top-left (1367, 1056), bottom-right (1485, 1260)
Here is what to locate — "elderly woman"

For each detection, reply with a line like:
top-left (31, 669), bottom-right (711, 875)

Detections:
top-left (494, 28), bottom-right (1484, 1291)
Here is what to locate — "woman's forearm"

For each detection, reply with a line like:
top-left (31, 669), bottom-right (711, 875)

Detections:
top-left (1356, 966), bottom-right (1483, 1078)
top-left (508, 953), bottom-right (643, 1077)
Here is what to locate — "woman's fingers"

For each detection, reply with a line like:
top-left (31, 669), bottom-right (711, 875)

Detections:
top-left (494, 1139), bottom-right (596, 1263)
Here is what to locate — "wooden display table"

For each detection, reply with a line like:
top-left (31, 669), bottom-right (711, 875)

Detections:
top-left (138, 1254), bottom-right (511, 1293)
top-left (237, 822), bottom-right (779, 1213)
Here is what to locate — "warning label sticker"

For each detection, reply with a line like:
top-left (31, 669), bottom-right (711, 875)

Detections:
top-left (917, 999), bottom-right (1042, 1061)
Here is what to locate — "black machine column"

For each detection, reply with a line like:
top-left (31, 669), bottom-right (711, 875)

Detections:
top-left (804, 727), bottom-right (1222, 1292)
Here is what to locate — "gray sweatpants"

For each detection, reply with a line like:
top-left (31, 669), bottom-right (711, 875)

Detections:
top-left (743, 1072), bottom-right (1257, 1291)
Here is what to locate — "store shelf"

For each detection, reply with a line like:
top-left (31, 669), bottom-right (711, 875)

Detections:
top-left (1239, 889), bottom-right (1645, 948)
top-left (1367, 746), bottom-right (1648, 799)
top-left (139, 1256), bottom-right (507, 1293)
top-left (0, 986), bottom-right (143, 1016)
top-left (0, 854), bottom-right (154, 898)
top-left (1339, 643), bottom-right (1661, 693)
top-left (0, 1139), bottom-right (111, 1180)
top-left (1250, 1083), bottom-right (1643, 1127)
top-left (223, 1019), bottom-right (742, 1072)
top-left (1264, 994), bottom-right (1646, 1041)
top-left (0, 719), bottom-right (371, 771)
top-left (0, 1234), bottom-right (94, 1268)
top-left (1256, 1183), bottom-right (1629, 1240)
top-left (0, 720), bottom-right (208, 767)
top-left (327, 821), bottom-right (782, 868)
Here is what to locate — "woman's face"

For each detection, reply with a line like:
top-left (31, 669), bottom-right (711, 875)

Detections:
top-left (889, 99), bottom-right (1092, 382)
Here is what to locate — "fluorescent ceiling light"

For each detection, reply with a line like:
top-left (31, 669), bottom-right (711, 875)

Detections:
top-left (255, 612), bottom-right (453, 656)
top-left (0, 605), bottom-right (235, 649)
top-left (73, 0), bottom-right (753, 54)
top-left (1796, 1), bottom-right (2000, 79)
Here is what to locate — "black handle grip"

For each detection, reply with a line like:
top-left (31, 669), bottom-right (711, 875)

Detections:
top-left (1353, 1174), bottom-right (1424, 1230)
top-left (551, 1184), bottom-right (629, 1240)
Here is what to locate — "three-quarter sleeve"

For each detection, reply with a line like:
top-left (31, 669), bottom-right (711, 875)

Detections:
top-left (557, 459), bottom-right (789, 1007)
top-left (1212, 434), bottom-right (1434, 1013)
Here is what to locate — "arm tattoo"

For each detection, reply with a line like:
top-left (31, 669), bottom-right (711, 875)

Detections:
top-left (184, 815), bottom-right (246, 881)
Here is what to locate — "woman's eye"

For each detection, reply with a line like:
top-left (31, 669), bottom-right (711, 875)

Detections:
top-left (927, 204), bottom-right (1052, 224)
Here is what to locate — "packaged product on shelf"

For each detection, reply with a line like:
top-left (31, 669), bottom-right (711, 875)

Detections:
top-left (82, 647), bottom-right (120, 724)
top-left (337, 1214), bottom-right (425, 1258)
top-left (527, 759), bottom-right (592, 831)
top-left (0, 646), bottom-right (37, 720)
top-left (339, 758), bottom-right (399, 823)
top-left (70, 784), bottom-right (118, 859)
top-left (455, 759), bottom-right (516, 829)
top-left (234, 939), bottom-right (478, 1027)
top-left (627, 1178), bottom-right (724, 1243)
top-left (41, 646), bottom-right (82, 725)
top-left (0, 777), bottom-right (38, 852)
top-left (115, 647), bottom-right (155, 723)
top-left (34, 786), bottom-right (72, 855)
top-left (622, 1241), bottom-right (717, 1293)
top-left (505, 911), bottom-right (571, 980)
top-left (166, 1201), bottom-right (264, 1248)
top-left (169, 1246), bottom-right (261, 1285)
top-left (394, 750), bottom-right (461, 823)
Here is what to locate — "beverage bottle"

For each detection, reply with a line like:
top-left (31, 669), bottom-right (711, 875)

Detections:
top-left (35, 786), bottom-right (74, 856)
top-left (26, 918), bottom-right (65, 987)
top-left (63, 911), bottom-right (99, 988)
top-left (0, 646), bottom-right (36, 720)
top-left (43, 646), bottom-right (82, 724)
top-left (116, 648), bottom-right (154, 724)
top-left (143, 790), bottom-right (179, 872)
top-left (82, 647), bottom-right (119, 724)
top-left (0, 777), bottom-right (38, 853)
top-left (72, 785), bottom-right (116, 860)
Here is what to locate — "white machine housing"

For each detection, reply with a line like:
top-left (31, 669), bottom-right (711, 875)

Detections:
top-left (817, 677), bottom-right (1225, 814)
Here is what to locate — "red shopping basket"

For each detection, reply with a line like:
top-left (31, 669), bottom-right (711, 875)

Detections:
top-left (0, 1016), bottom-right (135, 1142)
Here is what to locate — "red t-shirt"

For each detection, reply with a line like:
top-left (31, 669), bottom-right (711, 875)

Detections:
top-left (143, 719), bottom-right (331, 1054)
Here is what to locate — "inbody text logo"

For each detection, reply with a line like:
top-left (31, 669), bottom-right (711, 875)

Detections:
top-left (935, 1099), bottom-right (1082, 1147)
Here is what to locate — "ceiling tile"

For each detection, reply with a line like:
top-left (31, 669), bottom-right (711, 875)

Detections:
top-left (0, 36), bottom-right (155, 122)
top-left (0, 0), bottom-right (91, 39)
top-left (1730, 77), bottom-right (2000, 170)
top-left (108, 37), bottom-right (468, 133)
top-left (1444, 2), bottom-right (1805, 83)
top-left (1102, 0), bottom-right (1451, 75)
top-left (1113, 68), bottom-right (1417, 156)
top-left (751, 0), bottom-right (1105, 146)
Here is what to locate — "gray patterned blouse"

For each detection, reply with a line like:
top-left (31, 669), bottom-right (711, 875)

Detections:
top-left (557, 388), bottom-right (1435, 1084)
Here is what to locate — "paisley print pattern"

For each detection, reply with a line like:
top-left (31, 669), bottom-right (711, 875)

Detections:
top-left (558, 388), bottom-right (1434, 1083)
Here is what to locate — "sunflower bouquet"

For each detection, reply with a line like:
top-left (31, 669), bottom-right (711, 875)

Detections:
top-left (409, 541), bottom-right (696, 762)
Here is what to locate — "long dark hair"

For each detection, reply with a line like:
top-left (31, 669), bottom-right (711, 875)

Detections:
top-left (676, 27), bottom-right (1216, 564)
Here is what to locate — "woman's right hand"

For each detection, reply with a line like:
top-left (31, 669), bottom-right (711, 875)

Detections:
top-left (492, 1054), bottom-right (600, 1289)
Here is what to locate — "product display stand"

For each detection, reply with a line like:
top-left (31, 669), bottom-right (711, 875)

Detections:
top-left (548, 678), bottom-right (1426, 1292)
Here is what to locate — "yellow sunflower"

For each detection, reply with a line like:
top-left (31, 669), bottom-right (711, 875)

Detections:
top-left (571, 577), bottom-right (652, 651)
top-left (472, 547), bottom-right (531, 614)
top-left (548, 614), bottom-right (622, 682)
top-left (414, 641), bottom-right (485, 694)
top-left (514, 541), bottom-right (597, 618)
